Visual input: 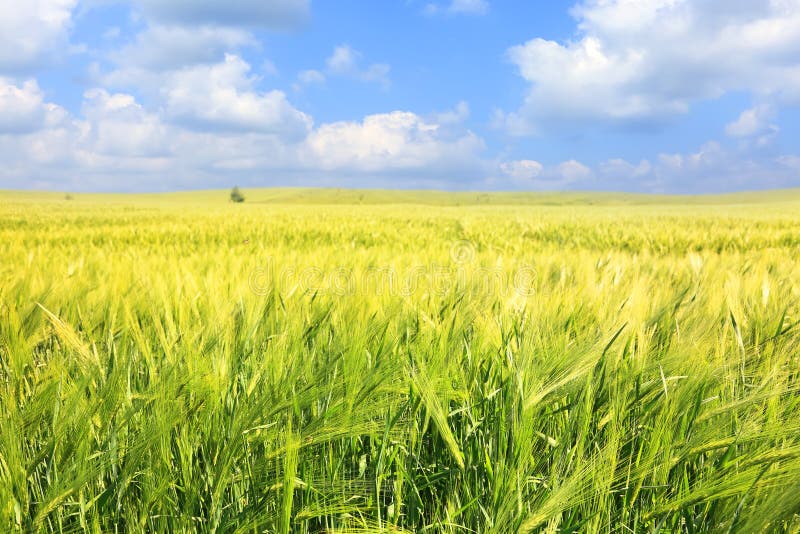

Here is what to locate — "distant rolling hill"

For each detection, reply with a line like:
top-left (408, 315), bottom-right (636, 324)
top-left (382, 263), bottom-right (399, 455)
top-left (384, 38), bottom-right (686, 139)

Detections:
top-left (3, 187), bottom-right (800, 206)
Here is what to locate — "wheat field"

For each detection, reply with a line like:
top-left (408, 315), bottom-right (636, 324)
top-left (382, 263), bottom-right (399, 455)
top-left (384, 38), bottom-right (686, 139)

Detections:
top-left (2, 189), bottom-right (800, 532)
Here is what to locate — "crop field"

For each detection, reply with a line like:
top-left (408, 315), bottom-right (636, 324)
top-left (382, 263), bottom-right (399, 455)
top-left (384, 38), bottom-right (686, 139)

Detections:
top-left (2, 189), bottom-right (800, 533)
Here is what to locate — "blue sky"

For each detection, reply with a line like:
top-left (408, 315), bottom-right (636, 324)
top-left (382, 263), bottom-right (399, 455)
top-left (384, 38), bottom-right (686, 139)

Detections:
top-left (1, 0), bottom-right (799, 193)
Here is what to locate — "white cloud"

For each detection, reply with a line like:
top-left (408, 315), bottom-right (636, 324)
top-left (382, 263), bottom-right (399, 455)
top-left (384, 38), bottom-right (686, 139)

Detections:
top-left (0, 80), bottom-right (76, 187)
top-left (80, 89), bottom-right (170, 158)
top-left (325, 45), bottom-right (391, 88)
top-left (102, 54), bottom-right (311, 137)
top-left (726, 105), bottom-right (772, 137)
top-left (162, 54), bottom-right (312, 137)
top-left (304, 111), bottom-right (485, 172)
top-left (725, 104), bottom-right (780, 148)
top-left (109, 24), bottom-right (255, 71)
top-left (0, 0), bottom-right (77, 72)
top-left (3, 89), bottom-right (799, 192)
top-left (503, 0), bottom-right (800, 132)
top-left (0, 78), bottom-right (68, 133)
top-left (0, 83), bottom-right (489, 191)
top-left (132, 0), bottom-right (309, 30)
top-left (0, 130), bottom-right (75, 188)
top-left (500, 159), bottom-right (543, 180)
top-left (0, 86), bottom-right (178, 189)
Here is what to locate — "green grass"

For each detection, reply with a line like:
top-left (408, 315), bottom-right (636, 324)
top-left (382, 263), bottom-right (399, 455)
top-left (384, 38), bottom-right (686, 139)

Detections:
top-left (1, 189), bottom-right (800, 532)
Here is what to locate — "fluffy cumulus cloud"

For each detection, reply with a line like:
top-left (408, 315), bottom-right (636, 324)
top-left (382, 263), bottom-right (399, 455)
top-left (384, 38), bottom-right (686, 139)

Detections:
top-left (132, 0), bottom-right (309, 30)
top-left (724, 103), bottom-right (780, 147)
top-left (726, 104), bottom-right (776, 137)
top-left (108, 25), bottom-right (255, 71)
top-left (161, 54), bottom-right (312, 137)
top-left (0, 118), bottom-right (72, 190)
top-left (0, 78), bottom-right (68, 133)
top-left (80, 89), bottom-right (170, 158)
top-left (3, 66), bottom-right (795, 193)
top-left (501, 0), bottom-right (800, 132)
top-left (96, 13), bottom-right (313, 139)
top-left (2, 79), bottom-right (797, 192)
top-left (0, 78), bottom-right (75, 187)
top-left (0, 84), bottom-right (178, 190)
top-left (0, 0), bottom-right (77, 72)
top-left (304, 111), bottom-right (485, 173)
top-left (0, 78), bottom-right (487, 190)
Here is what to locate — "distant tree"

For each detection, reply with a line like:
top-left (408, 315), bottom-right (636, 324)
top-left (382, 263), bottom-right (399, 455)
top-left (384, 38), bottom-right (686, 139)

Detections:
top-left (230, 186), bottom-right (245, 203)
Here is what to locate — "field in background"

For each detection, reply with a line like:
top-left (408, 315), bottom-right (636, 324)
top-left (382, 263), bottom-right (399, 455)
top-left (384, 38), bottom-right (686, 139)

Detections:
top-left (2, 189), bottom-right (800, 532)
top-left (6, 186), bottom-right (800, 206)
